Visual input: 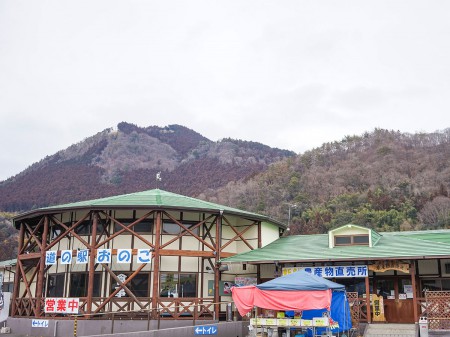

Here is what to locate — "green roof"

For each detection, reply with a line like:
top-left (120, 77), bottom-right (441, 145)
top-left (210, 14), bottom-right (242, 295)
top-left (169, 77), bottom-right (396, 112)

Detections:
top-left (222, 229), bottom-right (450, 264)
top-left (14, 189), bottom-right (284, 228)
top-left (0, 258), bottom-right (16, 268)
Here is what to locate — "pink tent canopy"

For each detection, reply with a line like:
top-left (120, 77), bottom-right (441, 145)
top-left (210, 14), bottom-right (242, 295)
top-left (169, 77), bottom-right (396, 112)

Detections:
top-left (231, 285), bottom-right (332, 316)
top-left (231, 270), bottom-right (345, 316)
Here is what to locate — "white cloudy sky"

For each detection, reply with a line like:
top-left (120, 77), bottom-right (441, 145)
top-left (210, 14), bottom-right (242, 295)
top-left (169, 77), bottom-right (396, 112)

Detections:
top-left (1, 1), bottom-right (449, 181)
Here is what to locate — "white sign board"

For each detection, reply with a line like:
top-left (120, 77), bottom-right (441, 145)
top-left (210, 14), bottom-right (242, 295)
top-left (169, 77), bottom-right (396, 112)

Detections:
top-left (283, 265), bottom-right (368, 278)
top-left (0, 292), bottom-right (10, 323)
top-left (32, 319), bottom-right (49, 328)
top-left (44, 298), bottom-right (80, 314)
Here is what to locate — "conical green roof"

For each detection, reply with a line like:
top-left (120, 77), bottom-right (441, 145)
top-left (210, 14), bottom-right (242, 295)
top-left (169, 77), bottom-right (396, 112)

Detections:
top-left (14, 189), bottom-right (284, 227)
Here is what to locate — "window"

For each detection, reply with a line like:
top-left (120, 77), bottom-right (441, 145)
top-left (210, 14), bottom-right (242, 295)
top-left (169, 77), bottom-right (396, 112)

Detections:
top-left (376, 279), bottom-right (395, 298)
top-left (445, 263), bottom-right (450, 274)
top-left (47, 274), bottom-right (65, 297)
top-left (162, 221), bottom-right (199, 235)
top-left (423, 279), bottom-right (450, 291)
top-left (334, 234), bottom-right (369, 246)
top-left (73, 219), bottom-right (106, 236)
top-left (75, 220), bottom-right (92, 235)
top-left (110, 273), bottom-right (150, 297)
top-left (353, 235), bottom-right (370, 244)
top-left (335, 236), bottom-right (352, 245)
top-left (160, 273), bottom-right (197, 298)
top-left (337, 278), bottom-right (369, 296)
top-left (2, 282), bottom-right (13, 293)
top-left (114, 219), bottom-right (153, 234)
top-left (423, 278), bottom-right (444, 292)
top-left (51, 225), bottom-right (63, 240)
top-left (69, 273), bottom-right (102, 297)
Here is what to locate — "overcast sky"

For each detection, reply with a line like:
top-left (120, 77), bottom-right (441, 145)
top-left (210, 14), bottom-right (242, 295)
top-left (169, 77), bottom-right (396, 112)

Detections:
top-left (1, 1), bottom-right (449, 181)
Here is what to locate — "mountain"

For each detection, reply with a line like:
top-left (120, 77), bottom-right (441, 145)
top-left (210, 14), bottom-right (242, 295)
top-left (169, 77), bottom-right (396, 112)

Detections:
top-left (0, 212), bottom-right (16, 260)
top-left (0, 122), bottom-right (295, 211)
top-left (200, 128), bottom-right (450, 234)
top-left (2, 127), bottom-right (450, 260)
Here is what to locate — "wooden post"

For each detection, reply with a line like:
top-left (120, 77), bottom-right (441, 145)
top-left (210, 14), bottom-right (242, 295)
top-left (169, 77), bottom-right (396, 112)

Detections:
top-left (87, 212), bottom-right (98, 316)
top-left (214, 211), bottom-right (223, 320)
top-left (12, 222), bottom-right (25, 316)
top-left (151, 211), bottom-right (162, 318)
top-left (257, 221), bottom-right (262, 283)
top-left (35, 216), bottom-right (49, 317)
top-left (411, 260), bottom-right (418, 323)
top-left (365, 275), bottom-right (371, 323)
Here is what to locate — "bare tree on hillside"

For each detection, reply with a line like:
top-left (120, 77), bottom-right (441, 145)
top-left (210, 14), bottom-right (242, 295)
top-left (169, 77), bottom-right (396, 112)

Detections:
top-left (419, 196), bottom-right (450, 228)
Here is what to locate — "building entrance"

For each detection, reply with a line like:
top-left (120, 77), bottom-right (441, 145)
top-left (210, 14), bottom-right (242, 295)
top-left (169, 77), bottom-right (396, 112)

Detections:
top-left (373, 277), bottom-right (414, 323)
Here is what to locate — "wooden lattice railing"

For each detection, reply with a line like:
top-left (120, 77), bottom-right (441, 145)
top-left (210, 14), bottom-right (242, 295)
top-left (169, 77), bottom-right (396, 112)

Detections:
top-left (425, 291), bottom-right (450, 330)
top-left (346, 293), bottom-right (369, 325)
top-left (157, 298), bottom-right (215, 319)
top-left (14, 297), bottom-right (215, 320)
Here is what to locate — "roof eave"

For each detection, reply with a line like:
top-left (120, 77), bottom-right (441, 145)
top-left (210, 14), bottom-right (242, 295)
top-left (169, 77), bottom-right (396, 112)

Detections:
top-left (14, 204), bottom-right (284, 229)
top-left (224, 254), bottom-right (450, 265)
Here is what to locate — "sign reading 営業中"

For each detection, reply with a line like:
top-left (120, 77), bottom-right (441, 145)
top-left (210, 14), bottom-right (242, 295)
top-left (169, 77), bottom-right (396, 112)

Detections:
top-left (44, 298), bottom-right (80, 314)
top-left (282, 265), bottom-right (368, 278)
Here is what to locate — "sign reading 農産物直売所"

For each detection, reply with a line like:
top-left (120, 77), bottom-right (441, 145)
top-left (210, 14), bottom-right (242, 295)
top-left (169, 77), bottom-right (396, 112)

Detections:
top-left (282, 265), bottom-right (368, 278)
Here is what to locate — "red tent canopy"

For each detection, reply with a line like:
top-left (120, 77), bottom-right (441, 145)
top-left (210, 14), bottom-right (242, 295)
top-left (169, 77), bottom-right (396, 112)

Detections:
top-left (232, 285), bottom-right (332, 316)
top-left (231, 270), bottom-right (344, 316)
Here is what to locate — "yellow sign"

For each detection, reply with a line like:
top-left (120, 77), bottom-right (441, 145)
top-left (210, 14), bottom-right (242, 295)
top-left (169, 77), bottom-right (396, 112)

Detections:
top-left (290, 319), bottom-right (301, 327)
top-left (265, 319), bottom-right (277, 326)
top-left (369, 261), bottom-right (409, 273)
top-left (278, 319), bottom-right (289, 326)
top-left (313, 317), bottom-right (329, 327)
top-left (372, 294), bottom-right (386, 322)
top-left (301, 319), bottom-right (313, 327)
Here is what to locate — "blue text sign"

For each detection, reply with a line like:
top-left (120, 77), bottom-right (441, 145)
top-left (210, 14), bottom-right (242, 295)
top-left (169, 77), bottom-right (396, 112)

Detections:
top-left (194, 325), bottom-right (218, 335)
top-left (32, 319), bottom-right (49, 328)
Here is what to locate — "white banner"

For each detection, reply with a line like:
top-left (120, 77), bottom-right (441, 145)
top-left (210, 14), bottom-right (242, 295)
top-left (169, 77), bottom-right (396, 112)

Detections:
top-left (0, 292), bottom-right (11, 323)
top-left (45, 249), bottom-right (153, 265)
top-left (44, 298), bottom-right (79, 314)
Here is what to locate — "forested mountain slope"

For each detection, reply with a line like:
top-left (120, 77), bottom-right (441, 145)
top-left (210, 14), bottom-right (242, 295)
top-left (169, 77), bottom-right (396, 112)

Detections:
top-left (201, 128), bottom-right (450, 234)
top-left (1, 127), bottom-right (450, 260)
top-left (0, 122), bottom-right (294, 211)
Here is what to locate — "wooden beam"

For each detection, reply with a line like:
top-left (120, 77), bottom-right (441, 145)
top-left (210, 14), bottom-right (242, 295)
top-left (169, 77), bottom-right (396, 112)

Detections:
top-left (151, 211), bottom-right (162, 318)
top-left (214, 211), bottom-right (222, 319)
top-left (35, 216), bottom-right (49, 317)
top-left (12, 223), bottom-right (25, 316)
top-left (47, 213), bottom-right (92, 250)
top-left (365, 275), bottom-right (371, 323)
top-left (24, 223), bottom-right (43, 252)
top-left (86, 212), bottom-right (98, 316)
top-left (411, 260), bottom-right (418, 323)
top-left (158, 249), bottom-right (234, 258)
top-left (18, 259), bottom-right (37, 316)
top-left (20, 218), bottom-right (44, 254)
top-left (96, 263), bottom-right (147, 313)
top-left (220, 218), bottom-right (256, 251)
top-left (202, 218), bottom-right (217, 246)
top-left (96, 211), bottom-right (156, 248)
top-left (160, 212), bottom-right (215, 251)
top-left (18, 253), bottom-right (41, 260)
top-left (20, 265), bottom-right (40, 298)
